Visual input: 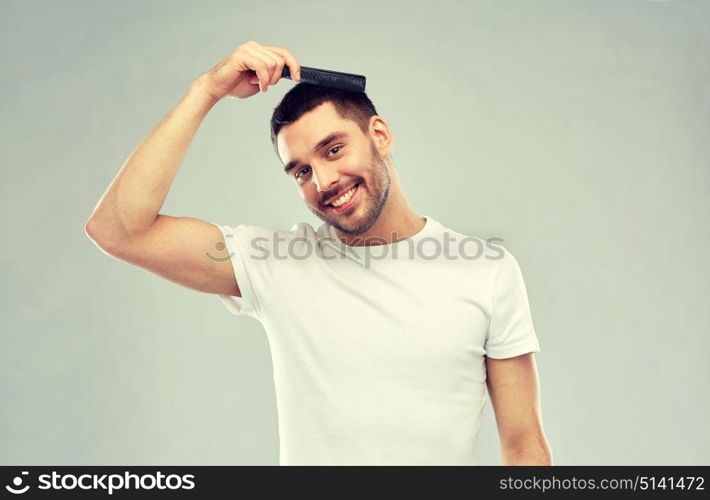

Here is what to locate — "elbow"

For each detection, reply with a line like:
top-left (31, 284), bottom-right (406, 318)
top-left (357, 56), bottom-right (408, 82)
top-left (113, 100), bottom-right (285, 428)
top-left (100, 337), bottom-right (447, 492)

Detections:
top-left (501, 431), bottom-right (553, 466)
top-left (84, 217), bottom-right (118, 253)
top-left (84, 217), bottom-right (100, 243)
top-left (84, 217), bottom-right (97, 240)
top-left (84, 217), bottom-right (106, 245)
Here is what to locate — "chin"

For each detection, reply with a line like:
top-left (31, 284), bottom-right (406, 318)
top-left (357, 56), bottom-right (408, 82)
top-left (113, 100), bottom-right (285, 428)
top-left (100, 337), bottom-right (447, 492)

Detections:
top-left (332, 208), bottom-right (381, 236)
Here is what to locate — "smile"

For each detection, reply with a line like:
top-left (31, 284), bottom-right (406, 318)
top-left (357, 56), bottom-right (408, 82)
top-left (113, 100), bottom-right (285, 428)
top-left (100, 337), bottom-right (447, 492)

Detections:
top-left (328, 183), bottom-right (360, 213)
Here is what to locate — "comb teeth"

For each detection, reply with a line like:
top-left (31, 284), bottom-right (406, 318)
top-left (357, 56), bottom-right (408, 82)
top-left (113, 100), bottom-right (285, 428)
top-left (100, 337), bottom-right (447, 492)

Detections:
top-left (281, 66), bottom-right (366, 93)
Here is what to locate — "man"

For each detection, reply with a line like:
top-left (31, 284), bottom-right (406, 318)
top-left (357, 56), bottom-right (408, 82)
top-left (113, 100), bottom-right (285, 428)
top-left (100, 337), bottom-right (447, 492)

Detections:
top-left (85, 40), bottom-right (553, 466)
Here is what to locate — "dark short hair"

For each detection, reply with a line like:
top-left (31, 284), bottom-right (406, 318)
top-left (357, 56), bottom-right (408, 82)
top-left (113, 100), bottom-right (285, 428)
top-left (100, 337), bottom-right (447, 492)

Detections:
top-left (270, 83), bottom-right (379, 157)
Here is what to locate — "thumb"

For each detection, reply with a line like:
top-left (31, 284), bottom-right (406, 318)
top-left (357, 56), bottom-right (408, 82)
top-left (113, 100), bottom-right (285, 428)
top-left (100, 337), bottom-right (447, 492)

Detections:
top-left (246, 70), bottom-right (260, 85)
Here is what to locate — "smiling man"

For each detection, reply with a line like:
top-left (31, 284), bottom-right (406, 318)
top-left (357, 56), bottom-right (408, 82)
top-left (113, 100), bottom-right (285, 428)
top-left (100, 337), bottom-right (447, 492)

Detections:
top-left (276, 93), bottom-right (418, 243)
top-left (85, 41), bottom-right (553, 466)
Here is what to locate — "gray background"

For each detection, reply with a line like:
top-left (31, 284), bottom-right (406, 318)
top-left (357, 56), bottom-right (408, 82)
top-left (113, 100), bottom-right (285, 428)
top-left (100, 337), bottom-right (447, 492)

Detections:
top-left (1, 0), bottom-right (708, 465)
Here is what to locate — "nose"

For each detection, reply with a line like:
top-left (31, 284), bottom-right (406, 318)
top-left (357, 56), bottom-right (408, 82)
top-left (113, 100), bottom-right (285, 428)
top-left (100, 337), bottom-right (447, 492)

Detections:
top-left (311, 162), bottom-right (340, 195)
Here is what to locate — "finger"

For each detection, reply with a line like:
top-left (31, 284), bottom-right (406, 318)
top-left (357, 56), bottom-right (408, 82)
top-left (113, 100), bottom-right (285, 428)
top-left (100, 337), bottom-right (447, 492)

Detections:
top-left (243, 47), bottom-right (276, 93)
top-left (264, 45), bottom-right (301, 82)
top-left (249, 46), bottom-right (278, 92)
top-left (246, 70), bottom-right (260, 86)
top-left (252, 46), bottom-right (284, 87)
top-left (248, 54), bottom-right (272, 93)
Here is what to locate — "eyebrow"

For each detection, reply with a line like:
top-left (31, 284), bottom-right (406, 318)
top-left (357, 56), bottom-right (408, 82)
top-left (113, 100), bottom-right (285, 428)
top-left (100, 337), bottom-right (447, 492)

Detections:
top-left (283, 131), bottom-right (350, 174)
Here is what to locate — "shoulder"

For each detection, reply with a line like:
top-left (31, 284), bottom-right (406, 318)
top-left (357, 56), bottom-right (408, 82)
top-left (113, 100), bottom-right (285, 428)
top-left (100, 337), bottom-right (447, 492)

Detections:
top-left (431, 218), bottom-right (507, 267)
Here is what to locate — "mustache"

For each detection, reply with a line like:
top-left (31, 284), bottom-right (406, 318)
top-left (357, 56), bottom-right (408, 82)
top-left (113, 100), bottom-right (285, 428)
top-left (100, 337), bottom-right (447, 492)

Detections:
top-left (321, 181), bottom-right (362, 205)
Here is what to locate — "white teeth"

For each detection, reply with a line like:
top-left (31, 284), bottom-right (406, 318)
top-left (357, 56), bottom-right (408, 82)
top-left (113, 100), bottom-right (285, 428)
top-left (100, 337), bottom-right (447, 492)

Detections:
top-left (330, 185), bottom-right (357, 207)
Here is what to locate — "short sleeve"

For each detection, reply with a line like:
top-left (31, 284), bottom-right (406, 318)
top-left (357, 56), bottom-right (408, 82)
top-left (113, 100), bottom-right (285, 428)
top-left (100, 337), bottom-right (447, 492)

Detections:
top-left (212, 223), bottom-right (279, 319)
top-left (484, 247), bottom-right (541, 359)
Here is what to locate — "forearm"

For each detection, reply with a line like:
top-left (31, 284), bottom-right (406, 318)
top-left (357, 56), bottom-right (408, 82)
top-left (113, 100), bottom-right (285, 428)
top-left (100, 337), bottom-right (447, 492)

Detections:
top-left (86, 75), bottom-right (217, 243)
top-left (501, 435), bottom-right (553, 466)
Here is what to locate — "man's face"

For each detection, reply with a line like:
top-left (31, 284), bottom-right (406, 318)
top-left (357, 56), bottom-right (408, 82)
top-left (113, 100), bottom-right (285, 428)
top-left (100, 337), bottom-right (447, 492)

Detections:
top-left (278, 101), bottom-right (391, 235)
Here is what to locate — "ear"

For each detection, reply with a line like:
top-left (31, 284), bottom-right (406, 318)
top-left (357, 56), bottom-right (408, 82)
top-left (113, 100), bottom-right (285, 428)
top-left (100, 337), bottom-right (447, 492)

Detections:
top-left (369, 115), bottom-right (393, 156)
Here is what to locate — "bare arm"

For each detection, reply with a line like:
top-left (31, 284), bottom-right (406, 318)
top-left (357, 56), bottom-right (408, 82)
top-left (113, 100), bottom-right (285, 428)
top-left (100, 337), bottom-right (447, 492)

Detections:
top-left (86, 75), bottom-right (215, 242)
top-left (485, 352), bottom-right (553, 465)
top-left (85, 41), bottom-right (301, 296)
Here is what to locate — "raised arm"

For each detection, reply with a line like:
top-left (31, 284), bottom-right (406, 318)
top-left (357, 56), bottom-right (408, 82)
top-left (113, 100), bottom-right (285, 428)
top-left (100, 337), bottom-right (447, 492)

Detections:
top-left (84, 41), bottom-right (301, 296)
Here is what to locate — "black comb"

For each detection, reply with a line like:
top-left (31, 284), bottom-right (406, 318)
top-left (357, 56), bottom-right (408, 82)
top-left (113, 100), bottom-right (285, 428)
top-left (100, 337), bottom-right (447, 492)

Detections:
top-left (281, 65), bottom-right (366, 93)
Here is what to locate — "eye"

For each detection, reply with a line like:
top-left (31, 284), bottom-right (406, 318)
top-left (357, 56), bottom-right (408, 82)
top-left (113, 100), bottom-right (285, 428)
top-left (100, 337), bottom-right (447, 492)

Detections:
top-left (295, 166), bottom-right (310, 180)
top-left (294, 146), bottom-right (343, 181)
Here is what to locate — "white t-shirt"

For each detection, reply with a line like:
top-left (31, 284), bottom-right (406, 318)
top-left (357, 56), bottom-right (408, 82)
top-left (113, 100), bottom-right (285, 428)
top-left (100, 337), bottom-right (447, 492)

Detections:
top-left (213, 215), bottom-right (540, 465)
